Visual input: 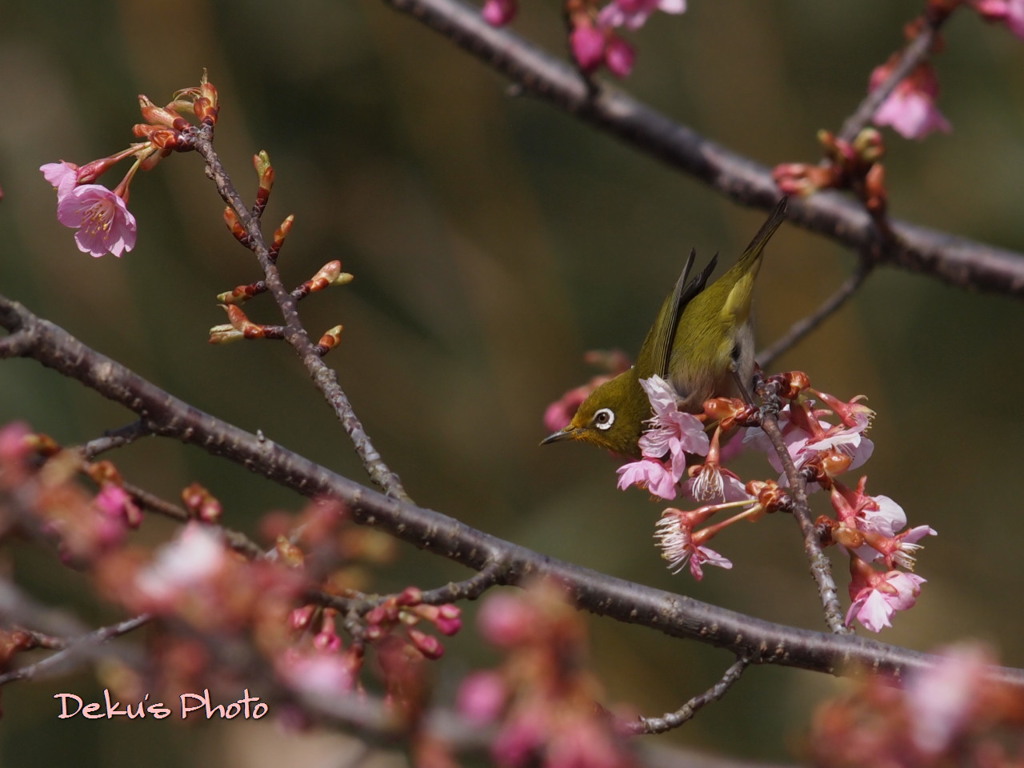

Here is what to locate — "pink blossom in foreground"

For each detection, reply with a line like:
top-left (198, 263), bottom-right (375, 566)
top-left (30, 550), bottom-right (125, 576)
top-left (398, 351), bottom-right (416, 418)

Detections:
top-left (603, 35), bottom-right (636, 78)
top-left (456, 670), bottom-right (508, 724)
top-left (56, 184), bottom-right (137, 257)
top-left (905, 644), bottom-right (991, 755)
top-left (570, 24), bottom-right (608, 73)
top-left (93, 484), bottom-right (142, 529)
top-left (973, 0), bottom-right (1024, 38)
top-left (477, 591), bottom-right (536, 648)
top-left (870, 62), bottom-right (951, 140)
top-left (277, 647), bottom-right (356, 698)
top-left (482, 0), bottom-right (517, 26)
top-left (40, 161), bottom-right (80, 199)
top-left (598, 0), bottom-right (686, 30)
top-left (846, 566), bottom-right (925, 632)
top-left (569, 23), bottom-right (636, 78)
top-left (135, 522), bottom-right (227, 605)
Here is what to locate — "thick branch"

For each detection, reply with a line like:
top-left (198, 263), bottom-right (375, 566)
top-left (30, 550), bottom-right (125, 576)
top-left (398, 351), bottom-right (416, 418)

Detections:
top-left (380, 0), bottom-right (1024, 298)
top-left (4, 294), bottom-right (1023, 686)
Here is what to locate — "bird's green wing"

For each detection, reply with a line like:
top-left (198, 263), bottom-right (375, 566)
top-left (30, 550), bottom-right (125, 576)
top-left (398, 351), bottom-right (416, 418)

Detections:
top-left (635, 248), bottom-right (718, 379)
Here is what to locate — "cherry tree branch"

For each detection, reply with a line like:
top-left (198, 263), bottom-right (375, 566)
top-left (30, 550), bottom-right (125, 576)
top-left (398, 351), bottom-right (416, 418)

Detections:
top-left (4, 294), bottom-right (1023, 687)
top-left (755, 378), bottom-right (849, 635)
top-left (190, 125), bottom-right (410, 503)
top-left (630, 656), bottom-right (750, 735)
top-left (379, 0), bottom-right (1024, 298)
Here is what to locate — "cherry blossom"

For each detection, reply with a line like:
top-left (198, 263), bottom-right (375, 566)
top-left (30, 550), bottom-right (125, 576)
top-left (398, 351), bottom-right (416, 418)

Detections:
top-left (56, 184), bottom-right (137, 258)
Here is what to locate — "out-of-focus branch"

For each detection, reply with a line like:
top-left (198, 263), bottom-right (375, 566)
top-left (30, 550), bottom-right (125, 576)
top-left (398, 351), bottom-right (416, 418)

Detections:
top-left (0, 578), bottom-right (151, 685)
top-left (4, 293), bottom-right (1024, 687)
top-left (380, 0), bottom-right (1024, 298)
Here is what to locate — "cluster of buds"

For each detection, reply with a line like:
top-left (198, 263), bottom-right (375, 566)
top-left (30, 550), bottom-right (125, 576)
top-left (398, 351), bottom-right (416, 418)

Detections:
top-left (456, 581), bottom-right (637, 767)
top-left (774, 128), bottom-right (888, 215)
top-left (39, 73), bottom-right (219, 258)
top-left (0, 423), bottom-right (142, 563)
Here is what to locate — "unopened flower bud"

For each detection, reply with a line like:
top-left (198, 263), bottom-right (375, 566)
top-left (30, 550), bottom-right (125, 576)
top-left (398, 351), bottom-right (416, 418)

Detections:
top-left (853, 127), bottom-right (885, 164)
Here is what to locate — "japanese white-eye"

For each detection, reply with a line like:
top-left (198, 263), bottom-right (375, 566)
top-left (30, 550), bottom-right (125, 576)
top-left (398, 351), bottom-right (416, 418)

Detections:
top-left (542, 198), bottom-right (788, 458)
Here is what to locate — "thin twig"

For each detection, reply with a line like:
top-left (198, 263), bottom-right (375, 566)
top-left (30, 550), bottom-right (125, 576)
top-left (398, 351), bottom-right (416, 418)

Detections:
top-left (190, 125), bottom-right (410, 502)
top-left (755, 378), bottom-right (849, 635)
top-left (80, 421), bottom-right (151, 459)
top-left (756, 259), bottom-right (874, 371)
top-left (0, 579), bottom-right (151, 686)
top-left (629, 656), bottom-right (750, 735)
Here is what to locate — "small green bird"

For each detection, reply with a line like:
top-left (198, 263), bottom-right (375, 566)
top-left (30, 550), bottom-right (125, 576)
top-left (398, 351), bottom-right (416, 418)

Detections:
top-left (542, 198), bottom-right (788, 458)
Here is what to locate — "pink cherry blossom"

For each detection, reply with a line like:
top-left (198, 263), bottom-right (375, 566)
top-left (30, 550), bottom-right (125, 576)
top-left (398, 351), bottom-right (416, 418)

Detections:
top-left (570, 24), bottom-right (607, 73)
top-left (654, 510), bottom-right (733, 579)
top-left (277, 647), bottom-right (356, 698)
top-left (683, 465), bottom-right (750, 505)
top-left (478, 592), bottom-right (536, 648)
top-left (870, 63), bottom-right (951, 140)
top-left (905, 644), bottom-right (991, 755)
top-left (56, 183), bottom-right (137, 258)
top-left (93, 484), bottom-right (142, 529)
top-left (637, 375), bottom-right (709, 458)
top-left (616, 457), bottom-right (679, 499)
top-left (603, 35), bottom-right (636, 78)
top-left (745, 402), bottom-right (873, 482)
top-left (136, 522), bottom-right (227, 604)
top-left (598, 0), bottom-right (686, 30)
top-left (40, 161), bottom-right (80, 199)
top-left (846, 569), bottom-right (925, 632)
top-left (456, 670), bottom-right (508, 724)
top-left (973, 0), bottom-right (1024, 38)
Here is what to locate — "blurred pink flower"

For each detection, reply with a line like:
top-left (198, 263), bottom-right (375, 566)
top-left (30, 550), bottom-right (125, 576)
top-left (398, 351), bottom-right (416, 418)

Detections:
top-left (603, 35), bottom-right (636, 78)
top-left (56, 183), bottom-right (137, 258)
top-left (906, 644), bottom-right (991, 755)
top-left (598, 0), bottom-right (685, 30)
top-left (136, 522), bottom-right (226, 605)
top-left (973, 0), bottom-right (1024, 38)
top-left (456, 670), bottom-right (508, 724)
top-left (870, 63), bottom-right (951, 140)
top-left (570, 24), bottom-right (607, 73)
top-left (482, 0), bottom-right (517, 26)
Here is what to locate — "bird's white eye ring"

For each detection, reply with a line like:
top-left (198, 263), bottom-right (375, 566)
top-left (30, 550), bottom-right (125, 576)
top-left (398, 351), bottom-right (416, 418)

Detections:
top-left (593, 408), bottom-right (615, 431)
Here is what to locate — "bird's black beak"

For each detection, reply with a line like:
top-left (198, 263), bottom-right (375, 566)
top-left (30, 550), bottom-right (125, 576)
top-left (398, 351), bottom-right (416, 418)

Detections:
top-left (540, 428), bottom-right (576, 447)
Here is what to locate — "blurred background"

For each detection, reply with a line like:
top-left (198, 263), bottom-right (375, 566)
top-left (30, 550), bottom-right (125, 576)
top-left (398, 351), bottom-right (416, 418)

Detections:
top-left (1, 0), bottom-right (1023, 764)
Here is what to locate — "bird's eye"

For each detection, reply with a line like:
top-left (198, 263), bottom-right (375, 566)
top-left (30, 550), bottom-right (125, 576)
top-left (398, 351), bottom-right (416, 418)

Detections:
top-left (593, 408), bottom-right (615, 431)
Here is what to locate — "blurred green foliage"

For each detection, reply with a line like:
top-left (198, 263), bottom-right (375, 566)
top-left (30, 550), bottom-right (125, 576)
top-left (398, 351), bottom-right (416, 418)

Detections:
top-left (1, 0), bottom-right (1023, 764)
